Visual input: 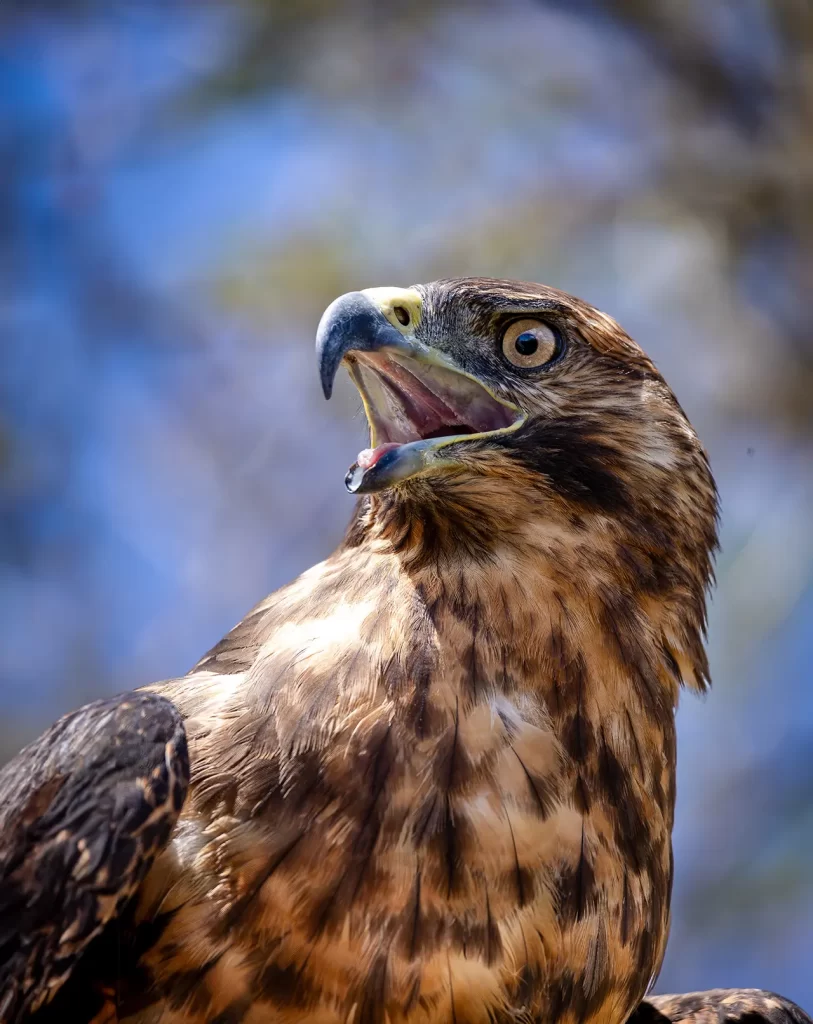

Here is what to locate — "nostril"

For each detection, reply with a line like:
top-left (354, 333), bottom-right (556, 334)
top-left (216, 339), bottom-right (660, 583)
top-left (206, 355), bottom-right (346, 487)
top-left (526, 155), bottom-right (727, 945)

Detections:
top-left (393, 305), bottom-right (411, 327)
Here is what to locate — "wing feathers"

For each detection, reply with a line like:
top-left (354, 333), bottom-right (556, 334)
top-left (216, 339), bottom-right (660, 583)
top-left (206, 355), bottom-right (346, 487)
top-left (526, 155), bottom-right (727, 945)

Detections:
top-left (634, 989), bottom-right (812, 1024)
top-left (0, 692), bottom-right (188, 1023)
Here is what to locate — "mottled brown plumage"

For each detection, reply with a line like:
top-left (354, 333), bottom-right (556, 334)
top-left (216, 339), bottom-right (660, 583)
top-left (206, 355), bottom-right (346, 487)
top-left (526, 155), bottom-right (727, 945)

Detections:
top-left (0, 694), bottom-right (188, 1022)
top-left (129, 278), bottom-right (714, 1023)
top-left (634, 989), bottom-right (812, 1024)
top-left (1, 279), bottom-right (803, 1024)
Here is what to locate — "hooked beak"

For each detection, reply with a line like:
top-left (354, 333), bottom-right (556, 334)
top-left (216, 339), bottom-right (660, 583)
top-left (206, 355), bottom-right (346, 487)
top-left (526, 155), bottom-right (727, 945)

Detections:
top-left (316, 288), bottom-right (525, 494)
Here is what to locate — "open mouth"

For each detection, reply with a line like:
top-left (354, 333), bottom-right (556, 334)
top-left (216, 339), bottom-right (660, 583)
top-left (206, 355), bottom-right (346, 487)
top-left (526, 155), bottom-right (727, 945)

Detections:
top-left (347, 348), bottom-right (524, 474)
top-left (315, 288), bottom-right (526, 494)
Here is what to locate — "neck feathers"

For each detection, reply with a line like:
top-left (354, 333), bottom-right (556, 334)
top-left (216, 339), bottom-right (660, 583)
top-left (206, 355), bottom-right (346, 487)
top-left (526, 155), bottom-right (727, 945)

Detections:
top-left (343, 470), bottom-right (713, 707)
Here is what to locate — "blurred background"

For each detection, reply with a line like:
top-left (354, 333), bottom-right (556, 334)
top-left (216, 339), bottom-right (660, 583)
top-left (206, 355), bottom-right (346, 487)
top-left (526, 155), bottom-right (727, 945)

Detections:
top-left (1, 0), bottom-right (812, 1009)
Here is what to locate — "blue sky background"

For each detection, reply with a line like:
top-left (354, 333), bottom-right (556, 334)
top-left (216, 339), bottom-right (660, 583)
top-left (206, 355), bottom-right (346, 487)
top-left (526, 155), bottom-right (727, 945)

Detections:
top-left (2, 0), bottom-right (813, 1008)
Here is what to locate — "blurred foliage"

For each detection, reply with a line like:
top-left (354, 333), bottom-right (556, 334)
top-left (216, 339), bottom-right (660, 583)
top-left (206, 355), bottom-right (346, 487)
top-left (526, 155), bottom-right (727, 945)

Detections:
top-left (182, 0), bottom-right (813, 431)
top-left (1, 0), bottom-right (813, 1005)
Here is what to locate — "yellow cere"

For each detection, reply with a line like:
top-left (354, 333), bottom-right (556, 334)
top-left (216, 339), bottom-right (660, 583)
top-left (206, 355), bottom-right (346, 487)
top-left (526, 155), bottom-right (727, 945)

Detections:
top-left (361, 286), bottom-right (423, 333)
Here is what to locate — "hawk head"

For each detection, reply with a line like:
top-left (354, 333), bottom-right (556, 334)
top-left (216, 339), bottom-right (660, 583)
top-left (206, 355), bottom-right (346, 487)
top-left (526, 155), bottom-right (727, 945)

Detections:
top-left (317, 277), bottom-right (718, 687)
top-left (318, 278), bottom-right (714, 514)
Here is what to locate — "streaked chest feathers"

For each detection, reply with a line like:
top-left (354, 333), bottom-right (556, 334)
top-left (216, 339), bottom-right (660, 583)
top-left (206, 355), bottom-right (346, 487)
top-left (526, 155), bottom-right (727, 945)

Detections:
top-left (134, 527), bottom-right (680, 1024)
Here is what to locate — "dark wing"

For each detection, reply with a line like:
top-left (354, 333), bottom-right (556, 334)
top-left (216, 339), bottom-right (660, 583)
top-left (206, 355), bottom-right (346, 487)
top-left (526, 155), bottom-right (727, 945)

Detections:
top-left (632, 990), bottom-right (812, 1024)
top-left (0, 692), bottom-right (188, 1023)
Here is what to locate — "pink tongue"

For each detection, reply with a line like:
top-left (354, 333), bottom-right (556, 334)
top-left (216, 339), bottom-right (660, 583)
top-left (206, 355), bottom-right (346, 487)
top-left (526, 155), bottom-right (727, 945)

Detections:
top-left (357, 443), bottom-right (401, 469)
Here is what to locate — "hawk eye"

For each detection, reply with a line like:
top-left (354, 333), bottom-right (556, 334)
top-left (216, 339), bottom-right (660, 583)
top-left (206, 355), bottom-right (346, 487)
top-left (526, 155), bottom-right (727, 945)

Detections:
top-left (501, 318), bottom-right (561, 368)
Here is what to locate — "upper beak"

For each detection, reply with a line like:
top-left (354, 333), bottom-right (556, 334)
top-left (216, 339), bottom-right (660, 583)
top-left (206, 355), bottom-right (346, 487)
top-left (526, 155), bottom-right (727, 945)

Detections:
top-left (316, 291), bottom-right (411, 400)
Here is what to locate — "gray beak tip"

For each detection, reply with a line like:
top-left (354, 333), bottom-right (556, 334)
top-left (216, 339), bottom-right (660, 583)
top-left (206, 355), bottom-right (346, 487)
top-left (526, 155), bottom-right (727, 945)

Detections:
top-left (315, 291), bottom-right (408, 403)
top-left (315, 291), bottom-right (365, 402)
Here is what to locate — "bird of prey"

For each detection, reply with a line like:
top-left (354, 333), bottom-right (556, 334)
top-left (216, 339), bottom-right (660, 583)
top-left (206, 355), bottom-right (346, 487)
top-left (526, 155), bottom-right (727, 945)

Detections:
top-left (0, 279), bottom-right (807, 1024)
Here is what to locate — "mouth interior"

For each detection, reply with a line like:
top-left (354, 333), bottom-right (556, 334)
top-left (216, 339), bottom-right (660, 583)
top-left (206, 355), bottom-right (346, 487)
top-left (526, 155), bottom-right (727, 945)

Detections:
top-left (348, 349), bottom-right (520, 470)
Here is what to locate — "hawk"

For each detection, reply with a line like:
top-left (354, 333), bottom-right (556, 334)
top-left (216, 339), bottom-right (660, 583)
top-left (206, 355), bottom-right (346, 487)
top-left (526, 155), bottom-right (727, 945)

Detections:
top-left (0, 279), bottom-right (807, 1024)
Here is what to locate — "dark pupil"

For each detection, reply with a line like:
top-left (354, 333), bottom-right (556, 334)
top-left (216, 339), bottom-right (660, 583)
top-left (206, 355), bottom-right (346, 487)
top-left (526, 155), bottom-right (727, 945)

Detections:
top-left (514, 331), bottom-right (539, 356)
